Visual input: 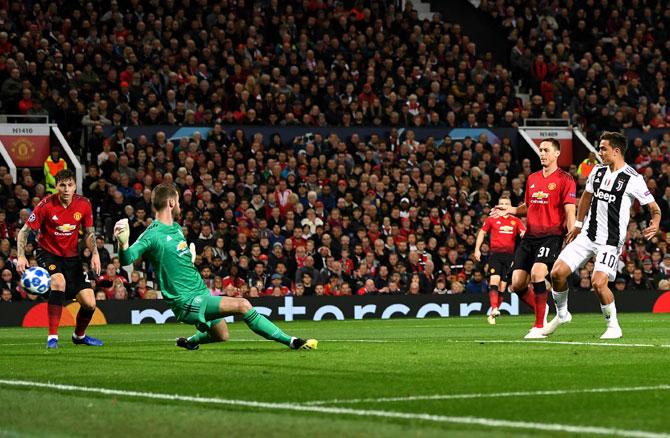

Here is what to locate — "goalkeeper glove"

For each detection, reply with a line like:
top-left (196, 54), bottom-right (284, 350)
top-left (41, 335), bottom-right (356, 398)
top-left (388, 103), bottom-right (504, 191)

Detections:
top-left (114, 218), bottom-right (130, 246)
top-left (189, 242), bottom-right (197, 264)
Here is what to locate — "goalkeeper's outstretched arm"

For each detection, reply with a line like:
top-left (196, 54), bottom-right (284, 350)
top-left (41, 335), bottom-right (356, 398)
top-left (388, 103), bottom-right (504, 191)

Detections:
top-left (115, 219), bottom-right (151, 265)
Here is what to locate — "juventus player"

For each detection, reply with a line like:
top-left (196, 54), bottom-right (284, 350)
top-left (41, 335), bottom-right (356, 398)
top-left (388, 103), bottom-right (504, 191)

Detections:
top-left (545, 132), bottom-right (661, 339)
top-left (492, 139), bottom-right (576, 339)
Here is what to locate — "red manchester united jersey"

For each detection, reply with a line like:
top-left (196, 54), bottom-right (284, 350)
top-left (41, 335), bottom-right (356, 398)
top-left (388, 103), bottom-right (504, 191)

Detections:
top-left (27, 194), bottom-right (94, 257)
top-left (482, 215), bottom-right (525, 254)
top-left (525, 168), bottom-right (576, 238)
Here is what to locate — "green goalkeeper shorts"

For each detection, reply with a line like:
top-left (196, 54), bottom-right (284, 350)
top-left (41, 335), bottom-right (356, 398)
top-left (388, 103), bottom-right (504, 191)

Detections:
top-left (174, 294), bottom-right (223, 332)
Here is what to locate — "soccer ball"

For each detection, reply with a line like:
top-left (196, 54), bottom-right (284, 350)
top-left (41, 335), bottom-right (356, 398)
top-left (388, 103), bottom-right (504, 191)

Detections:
top-left (21, 267), bottom-right (51, 295)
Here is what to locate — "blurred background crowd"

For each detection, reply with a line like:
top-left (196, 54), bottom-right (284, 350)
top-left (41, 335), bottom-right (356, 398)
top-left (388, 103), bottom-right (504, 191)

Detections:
top-left (0, 0), bottom-right (669, 302)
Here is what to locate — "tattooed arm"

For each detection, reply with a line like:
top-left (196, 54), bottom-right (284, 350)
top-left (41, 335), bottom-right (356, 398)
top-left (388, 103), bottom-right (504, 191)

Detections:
top-left (16, 224), bottom-right (31, 274)
top-left (86, 226), bottom-right (101, 275)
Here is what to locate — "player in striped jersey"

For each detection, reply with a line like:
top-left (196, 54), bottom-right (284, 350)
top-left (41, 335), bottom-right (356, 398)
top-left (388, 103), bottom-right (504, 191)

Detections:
top-left (546, 132), bottom-right (662, 339)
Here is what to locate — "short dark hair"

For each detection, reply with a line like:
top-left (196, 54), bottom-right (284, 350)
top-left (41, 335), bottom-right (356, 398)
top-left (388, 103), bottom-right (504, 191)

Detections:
top-left (55, 169), bottom-right (75, 184)
top-left (152, 183), bottom-right (179, 211)
top-left (600, 131), bottom-right (627, 155)
top-left (540, 138), bottom-right (560, 151)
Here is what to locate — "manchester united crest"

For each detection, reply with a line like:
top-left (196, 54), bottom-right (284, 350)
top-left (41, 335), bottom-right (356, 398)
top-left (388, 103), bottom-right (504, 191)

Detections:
top-left (548, 183), bottom-right (557, 190)
top-left (74, 212), bottom-right (82, 221)
top-left (9, 138), bottom-right (36, 160)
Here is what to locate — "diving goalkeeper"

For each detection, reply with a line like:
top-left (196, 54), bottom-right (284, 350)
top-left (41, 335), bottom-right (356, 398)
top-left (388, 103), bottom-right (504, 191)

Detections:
top-left (115, 184), bottom-right (317, 351)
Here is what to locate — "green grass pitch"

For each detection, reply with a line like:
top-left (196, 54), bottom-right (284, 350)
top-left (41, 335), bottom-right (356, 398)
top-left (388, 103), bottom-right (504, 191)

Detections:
top-left (1, 313), bottom-right (670, 437)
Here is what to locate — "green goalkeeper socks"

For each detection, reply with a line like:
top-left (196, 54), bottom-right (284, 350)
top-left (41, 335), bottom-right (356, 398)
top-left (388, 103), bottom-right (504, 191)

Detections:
top-left (243, 308), bottom-right (292, 346)
top-left (187, 330), bottom-right (214, 345)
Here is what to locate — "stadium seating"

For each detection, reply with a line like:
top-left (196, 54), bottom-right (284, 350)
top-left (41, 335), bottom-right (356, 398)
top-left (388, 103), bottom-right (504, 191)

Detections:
top-left (0, 0), bottom-right (668, 302)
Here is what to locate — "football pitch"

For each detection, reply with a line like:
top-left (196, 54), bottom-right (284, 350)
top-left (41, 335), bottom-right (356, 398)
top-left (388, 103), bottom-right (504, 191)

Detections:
top-left (1, 314), bottom-right (670, 437)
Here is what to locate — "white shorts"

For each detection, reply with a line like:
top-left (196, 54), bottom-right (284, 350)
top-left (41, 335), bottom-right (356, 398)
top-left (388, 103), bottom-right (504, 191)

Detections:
top-left (557, 233), bottom-right (620, 282)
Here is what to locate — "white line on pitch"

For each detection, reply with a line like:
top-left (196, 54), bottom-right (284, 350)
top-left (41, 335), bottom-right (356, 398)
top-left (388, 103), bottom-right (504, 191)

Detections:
top-left (460, 340), bottom-right (670, 348)
top-left (2, 338), bottom-right (670, 348)
top-left (0, 380), bottom-right (667, 438)
top-left (303, 384), bottom-right (670, 406)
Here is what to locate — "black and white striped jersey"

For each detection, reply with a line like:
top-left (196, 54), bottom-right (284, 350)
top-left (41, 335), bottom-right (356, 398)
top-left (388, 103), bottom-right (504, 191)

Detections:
top-left (583, 164), bottom-right (654, 248)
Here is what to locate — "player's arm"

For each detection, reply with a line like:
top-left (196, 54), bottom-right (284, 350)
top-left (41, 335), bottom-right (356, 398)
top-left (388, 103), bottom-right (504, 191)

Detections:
top-left (16, 224), bottom-right (31, 274)
top-left (474, 229), bottom-right (487, 262)
top-left (85, 226), bottom-right (101, 275)
top-left (117, 223), bottom-right (152, 266)
top-left (631, 176), bottom-right (661, 241)
top-left (565, 192), bottom-right (590, 244)
top-left (491, 202), bottom-right (526, 218)
top-left (642, 201), bottom-right (662, 240)
top-left (564, 203), bottom-right (576, 232)
top-left (17, 204), bottom-right (43, 274)
top-left (516, 217), bottom-right (526, 238)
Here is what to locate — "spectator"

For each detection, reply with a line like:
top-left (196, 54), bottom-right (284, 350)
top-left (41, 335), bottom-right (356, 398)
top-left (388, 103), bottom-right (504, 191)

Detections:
top-left (98, 263), bottom-right (129, 300)
top-left (43, 148), bottom-right (67, 194)
top-left (614, 277), bottom-right (627, 293)
top-left (629, 269), bottom-right (654, 291)
top-left (658, 279), bottom-right (670, 293)
top-left (465, 270), bottom-right (488, 294)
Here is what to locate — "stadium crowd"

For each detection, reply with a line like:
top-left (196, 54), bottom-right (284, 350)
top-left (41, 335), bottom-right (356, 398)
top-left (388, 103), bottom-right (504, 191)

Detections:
top-left (0, 0), bottom-right (670, 302)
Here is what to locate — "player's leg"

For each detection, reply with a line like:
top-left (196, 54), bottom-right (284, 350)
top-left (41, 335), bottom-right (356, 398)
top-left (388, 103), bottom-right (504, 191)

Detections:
top-left (71, 288), bottom-right (103, 346)
top-left (525, 236), bottom-right (564, 337)
top-left (529, 262), bottom-right (550, 330)
top-left (550, 260), bottom-right (572, 317)
top-left (543, 235), bottom-right (594, 335)
top-left (487, 274), bottom-right (501, 325)
top-left (509, 241), bottom-right (536, 311)
top-left (497, 279), bottom-right (507, 309)
top-left (46, 272), bottom-right (66, 349)
top-left (181, 295), bottom-right (317, 350)
top-left (177, 319), bottom-right (229, 350)
top-left (592, 248), bottom-right (622, 339)
top-left (496, 254), bottom-right (513, 311)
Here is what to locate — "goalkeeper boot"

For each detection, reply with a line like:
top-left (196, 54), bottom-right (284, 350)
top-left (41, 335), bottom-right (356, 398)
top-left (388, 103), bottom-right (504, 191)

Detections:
top-left (176, 337), bottom-right (199, 350)
top-left (72, 334), bottom-right (103, 346)
top-left (290, 337), bottom-right (318, 350)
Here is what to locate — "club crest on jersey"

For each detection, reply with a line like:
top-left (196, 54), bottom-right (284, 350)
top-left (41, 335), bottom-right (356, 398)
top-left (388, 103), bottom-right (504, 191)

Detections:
top-left (616, 180), bottom-right (624, 191)
top-left (48, 264), bottom-right (56, 271)
top-left (548, 183), bottom-right (556, 190)
top-left (74, 212), bottom-right (82, 221)
top-left (177, 241), bottom-right (188, 252)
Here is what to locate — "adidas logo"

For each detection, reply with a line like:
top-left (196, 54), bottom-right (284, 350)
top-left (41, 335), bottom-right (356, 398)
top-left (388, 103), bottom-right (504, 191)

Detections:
top-left (167, 236), bottom-right (173, 241)
top-left (52, 215), bottom-right (58, 221)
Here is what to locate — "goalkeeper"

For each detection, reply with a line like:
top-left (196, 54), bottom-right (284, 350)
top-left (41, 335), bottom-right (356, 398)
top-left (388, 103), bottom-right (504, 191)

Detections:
top-left (115, 184), bottom-right (317, 351)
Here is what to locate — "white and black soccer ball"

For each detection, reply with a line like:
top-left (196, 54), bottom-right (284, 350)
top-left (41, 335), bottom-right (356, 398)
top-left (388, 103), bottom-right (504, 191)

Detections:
top-left (21, 267), bottom-right (51, 295)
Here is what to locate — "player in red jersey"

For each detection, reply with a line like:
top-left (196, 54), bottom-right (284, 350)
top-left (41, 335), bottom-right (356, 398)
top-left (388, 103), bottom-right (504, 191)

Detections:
top-left (16, 169), bottom-right (103, 349)
top-left (492, 139), bottom-right (576, 339)
top-left (474, 196), bottom-right (525, 325)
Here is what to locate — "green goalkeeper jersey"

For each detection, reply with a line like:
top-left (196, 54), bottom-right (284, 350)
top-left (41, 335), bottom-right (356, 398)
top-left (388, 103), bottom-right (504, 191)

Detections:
top-left (119, 220), bottom-right (207, 306)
